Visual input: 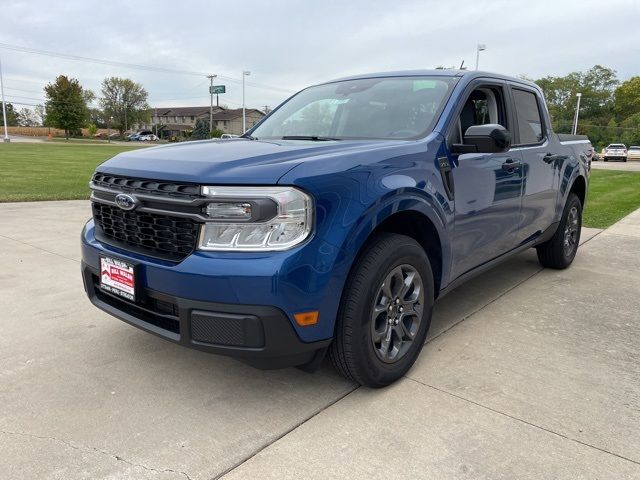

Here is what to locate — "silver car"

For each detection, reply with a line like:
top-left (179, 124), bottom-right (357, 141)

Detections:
top-left (603, 143), bottom-right (627, 162)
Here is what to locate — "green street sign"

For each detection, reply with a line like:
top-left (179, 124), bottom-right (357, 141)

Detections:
top-left (210, 85), bottom-right (226, 94)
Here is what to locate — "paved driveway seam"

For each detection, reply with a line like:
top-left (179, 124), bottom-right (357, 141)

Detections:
top-left (403, 376), bottom-right (640, 467)
top-left (0, 233), bottom-right (80, 263)
top-left (215, 386), bottom-right (358, 480)
top-left (427, 228), bottom-right (603, 345)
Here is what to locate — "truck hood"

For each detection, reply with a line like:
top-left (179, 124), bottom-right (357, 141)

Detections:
top-left (97, 138), bottom-right (404, 184)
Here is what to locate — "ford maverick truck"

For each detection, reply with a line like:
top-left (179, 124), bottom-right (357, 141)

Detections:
top-left (82, 70), bottom-right (591, 387)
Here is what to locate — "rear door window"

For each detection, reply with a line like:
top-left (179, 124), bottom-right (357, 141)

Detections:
top-left (512, 89), bottom-right (544, 145)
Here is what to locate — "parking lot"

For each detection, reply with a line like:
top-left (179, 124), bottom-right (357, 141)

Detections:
top-left (1, 200), bottom-right (639, 479)
top-left (592, 160), bottom-right (640, 172)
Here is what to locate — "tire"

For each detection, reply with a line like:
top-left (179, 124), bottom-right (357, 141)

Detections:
top-left (536, 193), bottom-right (582, 269)
top-left (604, 158), bottom-right (608, 162)
top-left (329, 232), bottom-right (434, 387)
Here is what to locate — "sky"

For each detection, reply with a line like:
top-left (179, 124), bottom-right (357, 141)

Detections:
top-left (2, 0), bottom-right (639, 113)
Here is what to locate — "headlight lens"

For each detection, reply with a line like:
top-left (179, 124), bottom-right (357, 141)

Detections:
top-left (198, 186), bottom-right (313, 251)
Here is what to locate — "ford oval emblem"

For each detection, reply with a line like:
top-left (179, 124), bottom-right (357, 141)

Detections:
top-left (114, 193), bottom-right (138, 211)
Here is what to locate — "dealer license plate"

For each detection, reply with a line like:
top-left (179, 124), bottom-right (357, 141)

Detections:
top-left (99, 256), bottom-right (136, 302)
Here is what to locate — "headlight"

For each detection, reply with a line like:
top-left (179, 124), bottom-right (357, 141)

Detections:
top-left (198, 186), bottom-right (313, 251)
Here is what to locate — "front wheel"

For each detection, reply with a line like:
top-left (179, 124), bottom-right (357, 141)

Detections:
top-left (329, 233), bottom-right (434, 387)
top-left (536, 193), bottom-right (582, 269)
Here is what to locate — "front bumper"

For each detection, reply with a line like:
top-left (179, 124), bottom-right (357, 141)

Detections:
top-left (82, 261), bottom-right (331, 368)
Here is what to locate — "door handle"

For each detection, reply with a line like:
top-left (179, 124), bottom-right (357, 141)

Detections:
top-left (543, 153), bottom-right (566, 164)
top-left (501, 158), bottom-right (521, 171)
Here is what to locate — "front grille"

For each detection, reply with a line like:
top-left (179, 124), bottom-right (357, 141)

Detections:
top-left (92, 173), bottom-right (201, 199)
top-left (93, 202), bottom-right (198, 262)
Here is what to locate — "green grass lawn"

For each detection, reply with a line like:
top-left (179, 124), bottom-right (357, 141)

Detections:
top-left (584, 169), bottom-right (640, 228)
top-left (1, 143), bottom-right (640, 229)
top-left (0, 143), bottom-right (142, 202)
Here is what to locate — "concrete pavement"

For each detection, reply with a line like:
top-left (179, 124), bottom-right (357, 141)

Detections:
top-left (0, 200), bottom-right (638, 479)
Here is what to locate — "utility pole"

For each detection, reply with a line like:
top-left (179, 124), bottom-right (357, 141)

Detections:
top-left (0, 55), bottom-right (10, 143)
top-left (154, 108), bottom-right (158, 138)
top-left (207, 74), bottom-right (217, 136)
top-left (475, 44), bottom-right (486, 70)
top-left (242, 71), bottom-right (251, 133)
top-left (572, 93), bottom-right (582, 135)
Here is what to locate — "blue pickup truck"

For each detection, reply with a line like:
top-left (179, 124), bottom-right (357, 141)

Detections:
top-left (82, 70), bottom-right (592, 387)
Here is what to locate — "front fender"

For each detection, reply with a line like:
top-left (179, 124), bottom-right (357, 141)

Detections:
top-left (337, 189), bottom-right (451, 287)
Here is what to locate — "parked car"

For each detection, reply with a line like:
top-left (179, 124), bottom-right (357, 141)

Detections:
top-left (220, 134), bottom-right (239, 139)
top-left (128, 130), bottom-right (153, 141)
top-left (603, 143), bottom-right (627, 162)
top-left (139, 134), bottom-right (158, 141)
top-left (627, 146), bottom-right (640, 161)
top-left (82, 70), bottom-right (591, 387)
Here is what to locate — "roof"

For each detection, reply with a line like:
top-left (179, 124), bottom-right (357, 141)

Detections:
top-left (152, 106), bottom-right (266, 120)
top-left (211, 108), bottom-right (265, 121)
top-left (153, 106), bottom-right (224, 117)
top-left (160, 123), bottom-right (193, 131)
top-left (321, 70), bottom-right (539, 90)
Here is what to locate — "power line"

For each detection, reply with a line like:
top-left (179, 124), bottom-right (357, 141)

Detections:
top-left (0, 42), bottom-right (295, 94)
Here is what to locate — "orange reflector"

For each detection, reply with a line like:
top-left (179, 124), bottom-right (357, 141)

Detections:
top-left (294, 311), bottom-right (319, 326)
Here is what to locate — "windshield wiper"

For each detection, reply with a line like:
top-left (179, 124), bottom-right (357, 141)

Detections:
top-left (281, 135), bottom-right (341, 141)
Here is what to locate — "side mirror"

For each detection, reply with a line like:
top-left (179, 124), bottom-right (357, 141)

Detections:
top-left (451, 124), bottom-right (511, 154)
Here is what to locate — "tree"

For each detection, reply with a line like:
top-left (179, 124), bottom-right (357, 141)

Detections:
top-left (34, 104), bottom-right (46, 126)
top-left (17, 107), bottom-right (39, 127)
top-left (1, 102), bottom-right (19, 126)
top-left (536, 65), bottom-right (618, 133)
top-left (88, 107), bottom-right (108, 128)
top-left (620, 113), bottom-right (640, 147)
top-left (100, 77), bottom-right (150, 135)
top-left (614, 76), bottom-right (640, 119)
top-left (44, 75), bottom-right (92, 138)
top-left (190, 118), bottom-right (210, 140)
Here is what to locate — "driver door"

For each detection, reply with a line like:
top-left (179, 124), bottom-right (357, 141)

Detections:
top-left (447, 81), bottom-right (524, 279)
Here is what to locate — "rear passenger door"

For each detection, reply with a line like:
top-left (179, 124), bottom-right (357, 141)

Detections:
top-left (509, 86), bottom-right (560, 243)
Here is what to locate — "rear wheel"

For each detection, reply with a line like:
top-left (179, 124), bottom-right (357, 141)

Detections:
top-left (329, 233), bottom-right (434, 387)
top-left (536, 193), bottom-right (582, 269)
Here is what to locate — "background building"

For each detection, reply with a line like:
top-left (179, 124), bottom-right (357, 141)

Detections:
top-left (146, 106), bottom-right (265, 138)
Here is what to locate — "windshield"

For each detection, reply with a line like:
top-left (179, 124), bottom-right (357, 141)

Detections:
top-left (608, 144), bottom-right (626, 149)
top-left (249, 76), bottom-right (456, 140)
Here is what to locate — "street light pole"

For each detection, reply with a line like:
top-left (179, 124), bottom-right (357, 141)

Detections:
top-left (242, 71), bottom-right (251, 133)
top-left (0, 55), bottom-right (10, 143)
top-left (207, 74), bottom-right (217, 136)
top-left (572, 93), bottom-right (582, 135)
top-left (475, 44), bottom-right (486, 70)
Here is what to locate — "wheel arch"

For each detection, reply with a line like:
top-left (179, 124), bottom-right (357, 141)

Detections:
top-left (569, 174), bottom-right (587, 206)
top-left (336, 192), bottom-right (450, 301)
